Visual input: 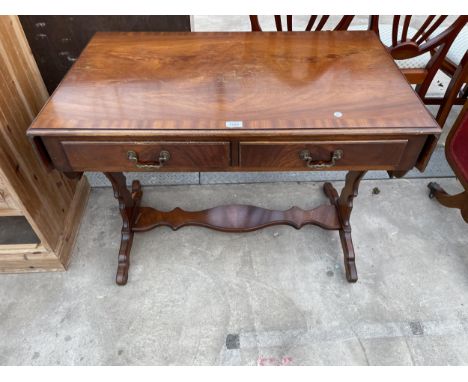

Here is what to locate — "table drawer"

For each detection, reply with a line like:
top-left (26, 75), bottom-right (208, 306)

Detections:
top-left (62, 141), bottom-right (230, 171)
top-left (239, 140), bottom-right (408, 170)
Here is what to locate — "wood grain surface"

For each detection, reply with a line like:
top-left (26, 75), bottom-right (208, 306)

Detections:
top-left (239, 140), bottom-right (407, 169)
top-left (62, 141), bottom-right (231, 171)
top-left (19, 16), bottom-right (191, 93)
top-left (0, 16), bottom-right (90, 272)
top-left (28, 31), bottom-right (439, 133)
top-left (133, 204), bottom-right (341, 232)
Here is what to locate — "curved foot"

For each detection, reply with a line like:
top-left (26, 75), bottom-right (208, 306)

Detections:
top-left (428, 182), bottom-right (444, 199)
top-left (346, 264), bottom-right (358, 283)
top-left (116, 262), bottom-right (129, 285)
top-left (428, 182), bottom-right (468, 222)
top-left (341, 231), bottom-right (358, 283)
top-left (115, 228), bottom-right (133, 286)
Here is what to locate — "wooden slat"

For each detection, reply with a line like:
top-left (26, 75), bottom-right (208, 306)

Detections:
top-left (305, 16), bottom-right (317, 31)
top-left (392, 16), bottom-right (400, 46)
top-left (0, 173), bottom-right (22, 214)
top-left (335, 16), bottom-right (354, 31)
top-left (0, 16), bottom-right (90, 272)
top-left (316, 16), bottom-right (329, 31)
top-left (286, 15), bottom-right (292, 31)
top-left (0, 16), bottom-right (73, 248)
top-left (416, 15), bottom-right (447, 45)
top-left (274, 15), bottom-right (282, 31)
top-left (402, 16), bottom-right (412, 42)
top-left (0, 243), bottom-right (46, 254)
top-left (0, 209), bottom-right (23, 216)
top-left (51, 175), bottom-right (90, 269)
top-left (249, 16), bottom-right (262, 31)
top-left (412, 16), bottom-right (435, 42)
top-left (0, 244), bottom-right (65, 272)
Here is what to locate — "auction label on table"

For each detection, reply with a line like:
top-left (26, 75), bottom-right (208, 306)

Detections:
top-left (226, 121), bottom-right (243, 128)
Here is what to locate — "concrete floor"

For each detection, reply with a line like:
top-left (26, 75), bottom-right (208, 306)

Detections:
top-left (1, 177), bottom-right (468, 365)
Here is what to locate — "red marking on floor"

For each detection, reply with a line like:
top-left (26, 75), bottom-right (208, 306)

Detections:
top-left (258, 356), bottom-right (292, 366)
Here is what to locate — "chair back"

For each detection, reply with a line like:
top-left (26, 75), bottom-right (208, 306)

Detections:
top-left (369, 16), bottom-right (467, 96)
top-left (370, 16), bottom-right (466, 58)
top-left (249, 16), bottom-right (354, 32)
top-left (446, 102), bottom-right (468, 189)
top-left (437, 51), bottom-right (468, 127)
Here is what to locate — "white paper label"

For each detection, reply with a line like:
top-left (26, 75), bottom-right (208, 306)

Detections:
top-left (226, 121), bottom-right (243, 128)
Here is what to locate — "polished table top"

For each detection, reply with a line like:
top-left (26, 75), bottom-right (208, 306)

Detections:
top-left (29, 31), bottom-right (439, 135)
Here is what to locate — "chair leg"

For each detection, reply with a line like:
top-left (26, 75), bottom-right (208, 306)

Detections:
top-left (436, 53), bottom-right (468, 127)
top-left (428, 182), bottom-right (468, 223)
top-left (461, 84), bottom-right (468, 99)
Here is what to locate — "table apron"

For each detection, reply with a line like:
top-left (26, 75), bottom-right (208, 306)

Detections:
top-left (38, 135), bottom-right (430, 173)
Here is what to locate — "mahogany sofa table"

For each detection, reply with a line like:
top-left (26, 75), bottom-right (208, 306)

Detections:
top-left (27, 31), bottom-right (440, 285)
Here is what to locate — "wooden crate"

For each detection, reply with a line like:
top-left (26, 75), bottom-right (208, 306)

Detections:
top-left (0, 174), bottom-right (22, 216)
top-left (0, 16), bottom-right (90, 273)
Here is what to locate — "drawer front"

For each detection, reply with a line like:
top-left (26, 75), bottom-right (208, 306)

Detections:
top-left (239, 140), bottom-right (408, 170)
top-left (62, 141), bottom-right (230, 171)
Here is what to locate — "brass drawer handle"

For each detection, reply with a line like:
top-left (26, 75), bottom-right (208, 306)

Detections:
top-left (127, 150), bottom-right (170, 169)
top-left (299, 149), bottom-right (343, 169)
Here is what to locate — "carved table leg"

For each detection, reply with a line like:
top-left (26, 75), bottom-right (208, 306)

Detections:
top-left (104, 172), bottom-right (142, 285)
top-left (428, 182), bottom-right (468, 223)
top-left (102, 171), bottom-right (367, 285)
top-left (323, 171), bottom-right (366, 283)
